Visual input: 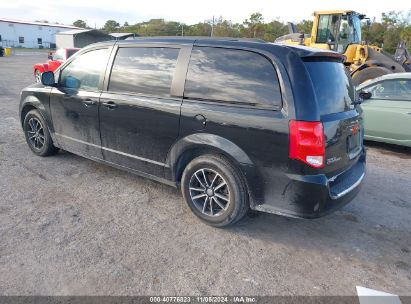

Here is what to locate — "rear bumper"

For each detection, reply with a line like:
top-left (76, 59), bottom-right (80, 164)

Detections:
top-left (254, 151), bottom-right (366, 218)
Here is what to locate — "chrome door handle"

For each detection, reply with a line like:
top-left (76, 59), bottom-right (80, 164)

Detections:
top-left (83, 98), bottom-right (97, 106)
top-left (102, 101), bottom-right (118, 109)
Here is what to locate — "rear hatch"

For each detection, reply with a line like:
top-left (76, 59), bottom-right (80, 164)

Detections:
top-left (303, 58), bottom-right (363, 175)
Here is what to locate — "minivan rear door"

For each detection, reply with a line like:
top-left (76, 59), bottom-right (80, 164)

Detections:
top-left (303, 58), bottom-right (363, 173)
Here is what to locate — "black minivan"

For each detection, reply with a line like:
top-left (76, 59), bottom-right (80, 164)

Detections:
top-left (19, 37), bottom-right (365, 227)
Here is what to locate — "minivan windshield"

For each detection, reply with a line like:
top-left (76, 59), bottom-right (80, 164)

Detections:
top-left (304, 60), bottom-right (354, 115)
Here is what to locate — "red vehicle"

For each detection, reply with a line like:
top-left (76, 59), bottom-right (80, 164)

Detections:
top-left (33, 48), bottom-right (79, 82)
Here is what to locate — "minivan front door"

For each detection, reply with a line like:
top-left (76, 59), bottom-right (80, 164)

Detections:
top-left (50, 48), bottom-right (110, 159)
top-left (99, 46), bottom-right (185, 177)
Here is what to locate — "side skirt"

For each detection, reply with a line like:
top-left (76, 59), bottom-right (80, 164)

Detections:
top-left (61, 149), bottom-right (177, 188)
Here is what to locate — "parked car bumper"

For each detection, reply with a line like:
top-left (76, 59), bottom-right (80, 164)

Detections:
top-left (254, 150), bottom-right (366, 218)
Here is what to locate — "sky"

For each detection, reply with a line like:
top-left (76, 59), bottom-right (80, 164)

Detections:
top-left (1, 0), bottom-right (411, 28)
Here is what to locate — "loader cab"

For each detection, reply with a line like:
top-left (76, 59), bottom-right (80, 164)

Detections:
top-left (313, 11), bottom-right (363, 53)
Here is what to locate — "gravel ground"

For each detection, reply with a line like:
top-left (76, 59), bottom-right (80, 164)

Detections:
top-left (0, 52), bottom-right (410, 296)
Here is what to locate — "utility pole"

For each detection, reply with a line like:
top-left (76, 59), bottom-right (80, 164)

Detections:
top-left (211, 16), bottom-right (215, 37)
top-left (181, 24), bottom-right (184, 36)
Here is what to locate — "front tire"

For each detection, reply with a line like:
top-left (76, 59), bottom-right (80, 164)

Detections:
top-left (23, 109), bottom-right (58, 156)
top-left (352, 66), bottom-right (391, 86)
top-left (181, 154), bottom-right (249, 227)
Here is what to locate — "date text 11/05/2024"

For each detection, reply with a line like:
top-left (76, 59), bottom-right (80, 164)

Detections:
top-left (149, 296), bottom-right (257, 303)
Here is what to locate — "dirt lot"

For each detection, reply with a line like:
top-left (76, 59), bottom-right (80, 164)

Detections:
top-left (0, 51), bottom-right (410, 296)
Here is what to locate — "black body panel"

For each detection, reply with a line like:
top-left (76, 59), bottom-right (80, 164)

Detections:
top-left (50, 88), bottom-right (102, 158)
top-left (19, 37), bottom-right (366, 219)
top-left (99, 92), bottom-right (181, 177)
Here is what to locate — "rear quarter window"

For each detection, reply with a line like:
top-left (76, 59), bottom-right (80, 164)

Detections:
top-left (184, 46), bottom-right (282, 108)
top-left (304, 60), bottom-right (354, 115)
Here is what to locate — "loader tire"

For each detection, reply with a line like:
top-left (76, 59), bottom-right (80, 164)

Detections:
top-left (352, 66), bottom-right (391, 86)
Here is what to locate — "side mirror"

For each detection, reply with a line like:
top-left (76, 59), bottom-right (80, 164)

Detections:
top-left (41, 71), bottom-right (56, 86)
top-left (359, 91), bottom-right (372, 100)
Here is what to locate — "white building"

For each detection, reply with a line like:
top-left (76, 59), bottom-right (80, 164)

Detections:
top-left (0, 18), bottom-right (79, 48)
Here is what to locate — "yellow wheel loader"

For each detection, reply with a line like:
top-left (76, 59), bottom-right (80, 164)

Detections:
top-left (275, 10), bottom-right (411, 85)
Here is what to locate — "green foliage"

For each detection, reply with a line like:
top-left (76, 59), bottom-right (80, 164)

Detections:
top-left (243, 12), bottom-right (265, 38)
top-left (184, 22), bottom-right (211, 36)
top-left (102, 20), bottom-right (120, 33)
top-left (96, 10), bottom-right (411, 53)
top-left (401, 25), bottom-right (411, 46)
top-left (362, 10), bottom-right (411, 54)
top-left (211, 17), bottom-right (241, 38)
top-left (296, 20), bottom-right (313, 35)
top-left (73, 20), bottom-right (88, 28)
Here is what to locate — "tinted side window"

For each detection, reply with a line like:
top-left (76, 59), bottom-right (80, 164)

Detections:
top-left (109, 47), bottom-right (179, 97)
top-left (59, 48), bottom-right (109, 91)
top-left (184, 47), bottom-right (282, 107)
top-left (366, 79), bottom-right (411, 101)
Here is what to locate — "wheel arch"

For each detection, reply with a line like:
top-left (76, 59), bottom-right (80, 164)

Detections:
top-left (20, 99), bottom-right (59, 148)
top-left (20, 99), bottom-right (45, 128)
top-left (20, 96), bottom-right (56, 139)
top-left (34, 64), bottom-right (47, 75)
top-left (167, 133), bottom-right (262, 206)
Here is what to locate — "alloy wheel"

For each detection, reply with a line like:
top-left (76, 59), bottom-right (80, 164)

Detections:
top-left (27, 117), bottom-right (45, 150)
top-left (189, 168), bottom-right (230, 217)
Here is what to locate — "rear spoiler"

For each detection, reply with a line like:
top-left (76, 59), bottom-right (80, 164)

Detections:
top-left (284, 45), bottom-right (346, 63)
top-left (302, 51), bottom-right (346, 63)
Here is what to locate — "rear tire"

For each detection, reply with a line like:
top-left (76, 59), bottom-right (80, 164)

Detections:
top-left (23, 109), bottom-right (58, 157)
top-left (352, 66), bottom-right (391, 86)
top-left (181, 154), bottom-right (249, 227)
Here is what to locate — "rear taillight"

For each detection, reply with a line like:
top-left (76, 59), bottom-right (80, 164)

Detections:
top-left (289, 120), bottom-right (325, 168)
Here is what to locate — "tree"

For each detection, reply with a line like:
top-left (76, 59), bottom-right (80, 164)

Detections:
top-left (400, 25), bottom-right (411, 48)
top-left (211, 17), bottom-right (241, 37)
top-left (89, 10), bottom-right (411, 54)
top-left (362, 11), bottom-right (411, 54)
top-left (264, 20), bottom-right (288, 41)
top-left (384, 27), bottom-right (402, 53)
top-left (185, 22), bottom-right (212, 36)
top-left (73, 20), bottom-right (88, 28)
top-left (362, 22), bottom-right (385, 46)
top-left (243, 12), bottom-right (265, 38)
top-left (296, 20), bottom-right (313, 35)
top-left (102, 20), bottom-right (120, 33)
top-left (382, 11), bottom-right (402, 26)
